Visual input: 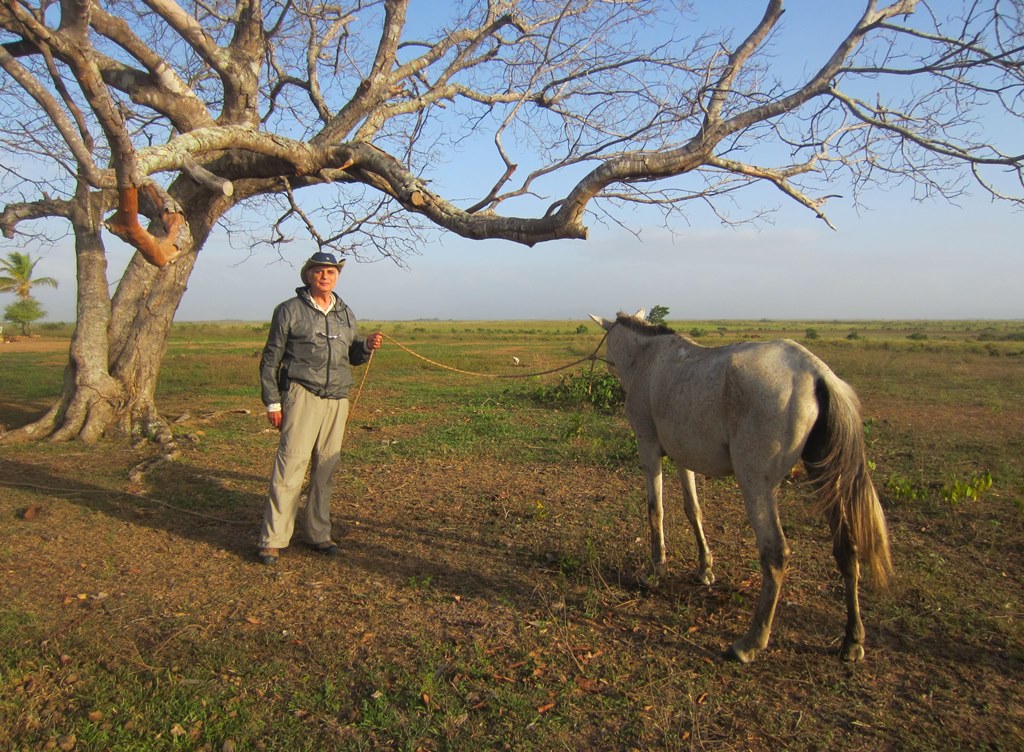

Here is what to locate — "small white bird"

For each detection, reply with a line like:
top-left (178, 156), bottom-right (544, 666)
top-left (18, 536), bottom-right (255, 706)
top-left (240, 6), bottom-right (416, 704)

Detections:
top-left (511, 356), bottom-right (520, 366)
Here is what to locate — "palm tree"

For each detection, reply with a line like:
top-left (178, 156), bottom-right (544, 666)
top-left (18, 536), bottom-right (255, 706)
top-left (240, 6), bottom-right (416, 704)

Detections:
top-left (0, 251), bottom-right (58, 300)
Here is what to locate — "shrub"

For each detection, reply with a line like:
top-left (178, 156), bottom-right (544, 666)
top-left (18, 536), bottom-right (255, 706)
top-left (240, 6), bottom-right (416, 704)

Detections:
top-left (942, 470), bottom-right (993, 504)
top-left (529, 370), bottom-right (624, 412)
top-left (885, 474), bottom-right (928, 503)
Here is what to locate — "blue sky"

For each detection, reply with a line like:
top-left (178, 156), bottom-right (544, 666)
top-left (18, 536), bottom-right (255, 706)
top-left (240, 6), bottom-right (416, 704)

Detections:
top-left (28, 190), bottom-right (1023, 323)
top-left (17, 2), bottom-right (1024, 323)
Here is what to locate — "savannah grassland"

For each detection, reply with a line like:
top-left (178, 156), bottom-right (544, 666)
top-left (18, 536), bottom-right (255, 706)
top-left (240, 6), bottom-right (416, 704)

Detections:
top-left (1, 319), bottom-right (1022, 751)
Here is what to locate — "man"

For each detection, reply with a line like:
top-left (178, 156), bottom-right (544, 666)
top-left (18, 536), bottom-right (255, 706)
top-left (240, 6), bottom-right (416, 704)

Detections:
top-left (257, 251), bottom-right (383, 565)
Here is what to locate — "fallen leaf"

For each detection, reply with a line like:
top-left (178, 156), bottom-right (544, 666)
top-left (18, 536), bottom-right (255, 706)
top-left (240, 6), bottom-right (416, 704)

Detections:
top-left (537, 700), bottom-right (557, 713)
top-left (19, 505), bottom-right (40, 520)
top-left (576, 677), bottom-right (604, 694)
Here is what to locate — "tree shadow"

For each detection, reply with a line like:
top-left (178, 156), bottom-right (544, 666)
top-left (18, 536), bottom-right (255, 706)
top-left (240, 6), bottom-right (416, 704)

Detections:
top-left (2, 455), bottom-right (569, 611)
top-left (0, 399), bottom-right (53, 431)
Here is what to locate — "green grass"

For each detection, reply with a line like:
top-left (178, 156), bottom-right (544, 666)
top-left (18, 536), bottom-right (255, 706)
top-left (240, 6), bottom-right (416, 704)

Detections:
top-left (0, 352), bottom-right (67, 401)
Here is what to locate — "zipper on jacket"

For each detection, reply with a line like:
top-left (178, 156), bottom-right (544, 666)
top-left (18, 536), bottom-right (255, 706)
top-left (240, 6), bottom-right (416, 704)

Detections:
top-left (323, 307), bottom-right (332, 396)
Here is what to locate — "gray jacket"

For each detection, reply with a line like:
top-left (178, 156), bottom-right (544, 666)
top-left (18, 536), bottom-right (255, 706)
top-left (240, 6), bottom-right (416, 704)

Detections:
top-left (259, 288), bottom-right (372, 406)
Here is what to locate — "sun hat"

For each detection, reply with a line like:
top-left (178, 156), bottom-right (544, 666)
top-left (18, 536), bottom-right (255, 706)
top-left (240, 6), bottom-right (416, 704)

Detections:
top-left (300, 251), bottom-right (345, 285)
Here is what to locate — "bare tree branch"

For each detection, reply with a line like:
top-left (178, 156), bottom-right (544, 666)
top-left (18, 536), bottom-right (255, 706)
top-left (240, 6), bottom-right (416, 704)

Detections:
top-left (1, 0), bottom-right (1021, 260)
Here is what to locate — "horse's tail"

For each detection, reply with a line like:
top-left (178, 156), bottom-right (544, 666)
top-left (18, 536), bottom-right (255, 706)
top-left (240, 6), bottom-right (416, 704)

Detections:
top-left (803, 375), bottom-right (893, 590)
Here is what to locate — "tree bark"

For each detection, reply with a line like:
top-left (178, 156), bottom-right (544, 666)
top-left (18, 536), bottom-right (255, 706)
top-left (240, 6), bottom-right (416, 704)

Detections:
top-left (1, 184), bottom-right (207, 445)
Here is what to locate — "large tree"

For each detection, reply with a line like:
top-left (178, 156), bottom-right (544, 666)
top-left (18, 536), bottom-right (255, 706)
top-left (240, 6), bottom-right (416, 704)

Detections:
top-left (0, 0), bottom-right (1021, 443)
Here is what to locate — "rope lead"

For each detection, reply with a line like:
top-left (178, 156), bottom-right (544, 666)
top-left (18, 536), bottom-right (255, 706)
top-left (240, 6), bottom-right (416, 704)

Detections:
top-left (348, 330), bottom-right (610, 416)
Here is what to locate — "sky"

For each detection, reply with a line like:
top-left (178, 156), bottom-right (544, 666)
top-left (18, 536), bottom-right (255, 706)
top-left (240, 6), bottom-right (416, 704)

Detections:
top-left (26, 191), bottom-right (1023, 323)
top-left (13, 2), bottom-right (1024, 324)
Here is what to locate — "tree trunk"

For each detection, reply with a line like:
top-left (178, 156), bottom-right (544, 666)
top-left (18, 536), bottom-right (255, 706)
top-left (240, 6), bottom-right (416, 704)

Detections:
top-left (106, 248), bottom-right (198, 442)
top-left (1, 186), bottom-right (206, 445)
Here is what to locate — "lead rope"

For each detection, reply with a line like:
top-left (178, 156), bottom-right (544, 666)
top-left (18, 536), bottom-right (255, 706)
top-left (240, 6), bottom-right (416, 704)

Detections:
top-left (348, 346), bottom-right (375, 418)
top-left (347, 330), bottom-right (611, 416)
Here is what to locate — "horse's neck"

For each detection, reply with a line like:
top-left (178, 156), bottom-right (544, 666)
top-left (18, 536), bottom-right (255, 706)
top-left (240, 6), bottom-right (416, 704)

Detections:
top-left (622, 332), bottom-right (690, 374)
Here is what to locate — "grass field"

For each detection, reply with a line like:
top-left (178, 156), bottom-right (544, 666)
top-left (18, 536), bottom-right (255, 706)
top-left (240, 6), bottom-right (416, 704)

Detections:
top-left (1, 319), bottom-right (1022, 751)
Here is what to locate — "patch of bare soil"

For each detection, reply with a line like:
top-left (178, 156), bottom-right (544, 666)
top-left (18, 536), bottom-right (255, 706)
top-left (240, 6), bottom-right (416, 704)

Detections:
top-left (0, 335), bottom-right (69, 353)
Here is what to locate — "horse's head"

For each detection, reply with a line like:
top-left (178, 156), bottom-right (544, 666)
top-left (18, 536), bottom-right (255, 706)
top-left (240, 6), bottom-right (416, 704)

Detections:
top-left (589, 308), bottom-right (644, 331)
top-left (590, 309), bottom-right (678, 381)
top-left (589, 309), bottom-right (647, 378)
top-left (591, 309), bottom-right (675, 336)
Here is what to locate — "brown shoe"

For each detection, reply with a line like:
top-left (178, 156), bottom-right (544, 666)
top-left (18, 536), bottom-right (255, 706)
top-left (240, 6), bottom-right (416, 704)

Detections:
top-left (258, 547), bottom-right (279, 565)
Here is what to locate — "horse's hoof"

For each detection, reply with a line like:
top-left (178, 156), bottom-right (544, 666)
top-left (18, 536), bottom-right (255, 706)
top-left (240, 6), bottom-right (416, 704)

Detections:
top-left (722, 644), bottom-right (755, 664)
top-left (639, 571), bottom-right (661, 589)
top-left (839, 641), bottom-right (865, 662)
top-left (699, 569), bottom-right (715, 586)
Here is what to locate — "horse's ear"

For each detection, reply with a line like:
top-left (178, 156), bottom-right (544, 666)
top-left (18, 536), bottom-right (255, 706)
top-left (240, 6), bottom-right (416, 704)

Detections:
top-left (589, 313), bottom-right (612, 330)
top-left (632, 308), bottom-right (646, 320)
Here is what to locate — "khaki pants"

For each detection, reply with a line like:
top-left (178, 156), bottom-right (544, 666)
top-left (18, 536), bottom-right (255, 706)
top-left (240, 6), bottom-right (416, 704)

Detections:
top-left (259, 386), bottom-right (350, 549)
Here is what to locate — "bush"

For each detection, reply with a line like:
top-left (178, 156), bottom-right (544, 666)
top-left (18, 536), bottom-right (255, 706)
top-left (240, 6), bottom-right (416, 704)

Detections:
top-left (943, 470), bottom-right (993, 504)
top-left (528, 370), bottom-right (625, 412)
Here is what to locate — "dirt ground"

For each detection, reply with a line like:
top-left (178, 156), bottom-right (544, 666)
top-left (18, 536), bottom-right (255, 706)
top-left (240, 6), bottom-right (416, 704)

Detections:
top-left (0, 335), bottom-right (70, 353)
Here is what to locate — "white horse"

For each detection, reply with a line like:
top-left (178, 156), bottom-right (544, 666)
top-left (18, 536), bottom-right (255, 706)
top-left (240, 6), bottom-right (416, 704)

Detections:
top-left (590, 311), bottom-right (892, 663)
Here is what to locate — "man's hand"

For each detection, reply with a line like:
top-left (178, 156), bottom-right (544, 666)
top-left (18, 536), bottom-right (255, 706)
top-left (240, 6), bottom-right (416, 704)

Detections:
top-left (367, 331), bottom-right (384, 350)
top-left (267, 409), bottom-right (283, 429)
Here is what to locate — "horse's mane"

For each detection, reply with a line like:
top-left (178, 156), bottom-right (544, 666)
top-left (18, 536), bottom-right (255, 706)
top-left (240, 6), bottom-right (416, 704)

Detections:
top-left (615, 313), bottom-right (676, 337)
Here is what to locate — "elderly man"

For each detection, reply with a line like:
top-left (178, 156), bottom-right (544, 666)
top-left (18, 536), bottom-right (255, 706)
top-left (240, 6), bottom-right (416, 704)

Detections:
top-left (257, 251), bottom-right (382, 565)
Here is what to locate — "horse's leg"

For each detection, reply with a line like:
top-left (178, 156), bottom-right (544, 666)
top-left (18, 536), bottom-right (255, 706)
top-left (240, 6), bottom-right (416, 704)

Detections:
top-left (828, 506), bottom-right (865, 661)
top-left (638, 441), bottom-right (667, 580)
top-left (678, 468), bottom-right (714, 585)
top-left (725, 481), bottom-right (790, 663)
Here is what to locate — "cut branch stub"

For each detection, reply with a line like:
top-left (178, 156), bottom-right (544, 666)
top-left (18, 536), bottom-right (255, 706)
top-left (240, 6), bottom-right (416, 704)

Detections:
top-left (105, 183), bottom-right (185, 268)
top-left (182, 154), bottom-right (234, 196)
